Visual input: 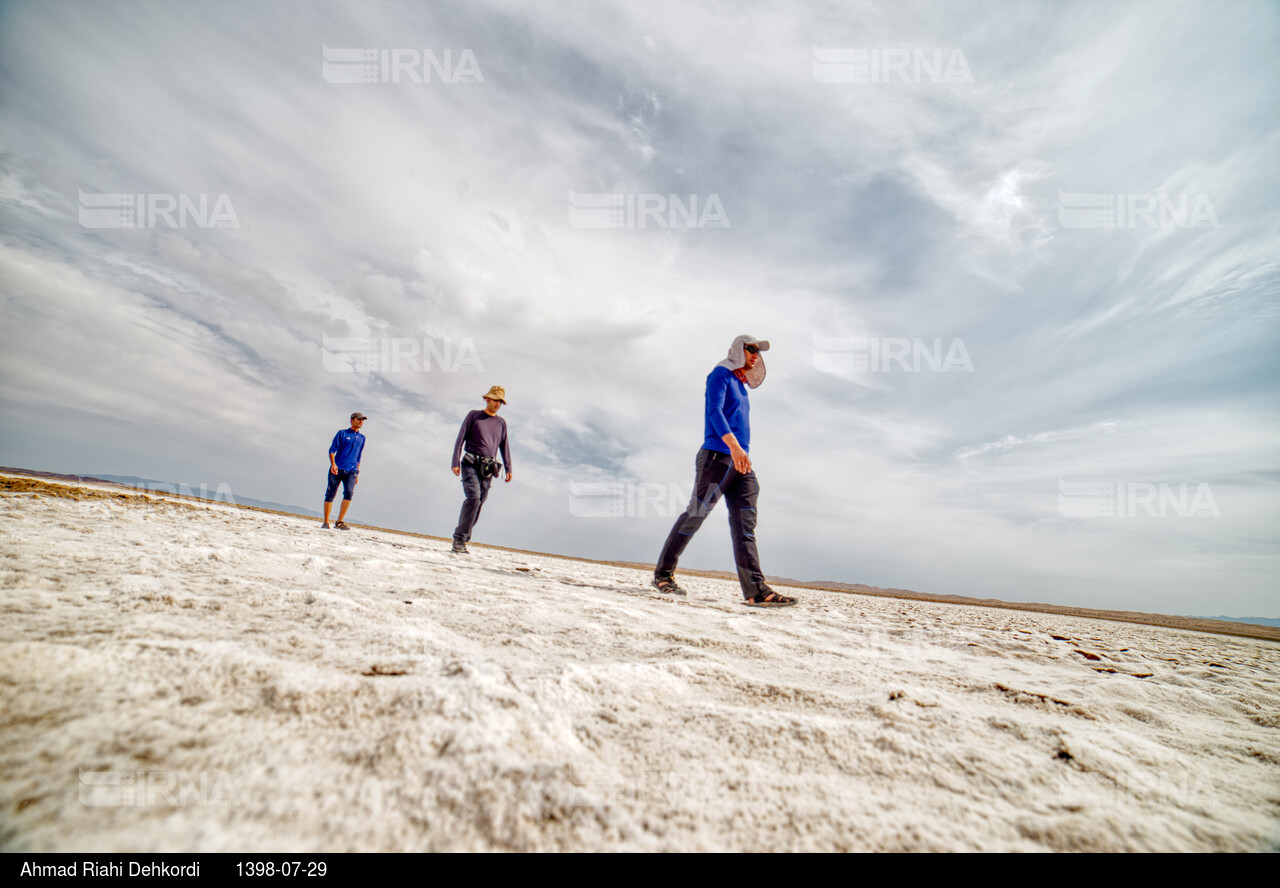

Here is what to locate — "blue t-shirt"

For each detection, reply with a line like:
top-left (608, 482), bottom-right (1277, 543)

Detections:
top-left (329, 429), bottom-right (366, 473)
top-left (703, 365), bottom-right (749, 454)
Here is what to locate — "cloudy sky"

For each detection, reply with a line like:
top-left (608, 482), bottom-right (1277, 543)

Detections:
top-left (1, 0), bottom-right (1276, 617)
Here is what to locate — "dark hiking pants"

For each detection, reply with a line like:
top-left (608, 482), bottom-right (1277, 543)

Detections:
top-left (453, 464), bottom-right (492, 543)
top-left (656, 448), bottom-right (768, 600)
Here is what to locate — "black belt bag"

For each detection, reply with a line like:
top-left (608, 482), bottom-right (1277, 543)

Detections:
top-left (464, 453), bottom-right (503, 479)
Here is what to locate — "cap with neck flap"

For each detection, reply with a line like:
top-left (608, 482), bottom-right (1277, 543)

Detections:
top-left (716, 334), bottom-right (769, 388)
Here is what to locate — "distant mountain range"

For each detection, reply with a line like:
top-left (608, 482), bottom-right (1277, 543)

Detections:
top-left (1183, 616), bottom-right (1280, 628)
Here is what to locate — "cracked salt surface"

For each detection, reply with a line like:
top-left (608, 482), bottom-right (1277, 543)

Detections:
top-left (1, 479), bottom-right (1278, 851)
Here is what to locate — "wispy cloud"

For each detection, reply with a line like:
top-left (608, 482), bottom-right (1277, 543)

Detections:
top-left (0, 0), bottom-right (1276, 616)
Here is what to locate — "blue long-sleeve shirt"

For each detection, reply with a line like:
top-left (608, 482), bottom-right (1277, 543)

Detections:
top-left (329, 429), bottom-right (366, 473)
top-left (703, 365), bottom-right (749, 454)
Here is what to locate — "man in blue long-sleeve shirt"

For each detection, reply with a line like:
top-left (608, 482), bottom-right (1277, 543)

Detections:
top-left (323, 412), bottom-right (366, 530)
top-left (653, 335), bottom-right (796, 606)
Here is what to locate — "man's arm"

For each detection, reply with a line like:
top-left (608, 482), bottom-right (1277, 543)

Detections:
top-left (706, 369), bottom-right (751, 472)
top-left (329, 432), bottom-right (341, 474)
top-left (708, 369), bottom-right (754, 472)
top-left (451, 413), bottom-right (475, 476)
top-left (500, 420), bottom-right (513, 482)
top-left (705, 369), bottom-right (733, 440)
top-left (451, 412), bottom-right (474, 469)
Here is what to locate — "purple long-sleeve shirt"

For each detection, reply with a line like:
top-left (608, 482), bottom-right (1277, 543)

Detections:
top-left (451, 410), bottom-right (512, 470)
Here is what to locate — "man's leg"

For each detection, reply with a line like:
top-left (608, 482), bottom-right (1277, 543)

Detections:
top-left (453, 466), bottom-right (492, 543)
top-left (469, 473), bottom-right (492, 539)
top-left (453, 467), bottom-right (479, 543)
top-left (323, 472), bottom-right (340, 525)
top-left (655, 450), bottom-right (731, 578)
top-left (725, 470), bottom-right (769, 600)
top-left (335, 473), bottom-right (356, 525)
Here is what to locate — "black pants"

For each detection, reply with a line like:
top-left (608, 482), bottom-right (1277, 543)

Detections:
top-left (453, 464), bottom-right (492, 543)
top-left (656, 448), bottom-right (767, 600)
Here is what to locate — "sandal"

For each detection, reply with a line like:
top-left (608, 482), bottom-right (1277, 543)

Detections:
top-left (744, 590), bottom-right (796, 607)
top-left (335, 521), bottom-right (350, 530)
top-left (652, 576), bottom-right (687, 596)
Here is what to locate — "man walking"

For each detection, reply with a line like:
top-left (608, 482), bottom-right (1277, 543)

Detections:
top-left (653, 336), bottom-right (795, 607)
top-left (324, 412), bottom-right (366, 530)
top-left (450, 386), bottom-right (512, 554)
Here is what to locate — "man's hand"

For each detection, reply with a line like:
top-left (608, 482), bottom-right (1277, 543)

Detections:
top-left (330, 463), bottom-right (338, 475)
top-left (504, 472), bottom-right (512, 483)
top-left (452, 466), bottom-right (461, 477)
top-left (721, 433), bottom-right (752, 474)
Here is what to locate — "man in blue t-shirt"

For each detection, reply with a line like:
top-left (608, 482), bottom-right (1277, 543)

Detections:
top-left (652, 336), bottom-right (796, 607)
top-left (323, 412), bottom-right (366, 530)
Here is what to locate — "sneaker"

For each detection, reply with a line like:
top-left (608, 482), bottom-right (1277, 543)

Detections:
top-left (451, 541), bottom-right (468, 555)
top-left (652, 576), bottom-right (687, 596)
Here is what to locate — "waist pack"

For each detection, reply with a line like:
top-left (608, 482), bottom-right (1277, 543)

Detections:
top-left (464, 452), bottom-right (503, 479)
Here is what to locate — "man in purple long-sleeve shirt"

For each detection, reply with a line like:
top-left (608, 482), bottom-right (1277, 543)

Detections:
top-left (653, 335), bottom-right (796, 607)
top-left (450, 385), bottom-right (512, 554)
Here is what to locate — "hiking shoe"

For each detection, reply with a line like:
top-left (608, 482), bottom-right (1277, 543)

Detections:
top-left (652, 576), bottom-right (686, 596)
top-left (451, 541), bottom-right (468, 555)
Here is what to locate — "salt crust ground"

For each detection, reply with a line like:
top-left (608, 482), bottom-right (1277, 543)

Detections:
top-left (1, 480), bottom-right (1278, 852)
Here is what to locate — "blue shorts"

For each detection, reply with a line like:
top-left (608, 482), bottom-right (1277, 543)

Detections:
top-left (325, 470), bottom-right (357, 502)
